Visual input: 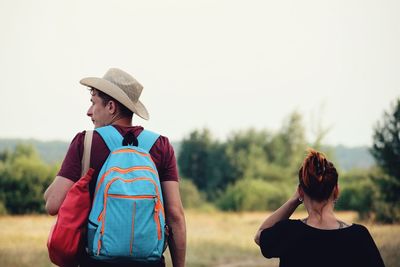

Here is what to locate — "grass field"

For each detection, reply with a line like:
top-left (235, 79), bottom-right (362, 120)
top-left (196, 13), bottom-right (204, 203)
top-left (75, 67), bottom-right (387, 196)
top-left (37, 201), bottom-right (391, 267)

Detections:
top-left (0, 211), bottom-right (398, 267)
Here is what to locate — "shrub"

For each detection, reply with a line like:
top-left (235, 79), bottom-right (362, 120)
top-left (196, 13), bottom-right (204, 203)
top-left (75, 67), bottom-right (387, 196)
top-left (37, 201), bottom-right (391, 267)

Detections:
top-left (0, 144), bottom-right (56, 214)
top-left (0, 201), bottom-right (7, 215)
top-left (372, 172), bottom-right (400, 223)
top-left (336, 183), bottom-right (376, 219)
top-left (335, 169), bottom-right (379, 219)
top-left (217, 179), bottom-right (290, 211)
top-left (179, 178), bottom-right (207, 209)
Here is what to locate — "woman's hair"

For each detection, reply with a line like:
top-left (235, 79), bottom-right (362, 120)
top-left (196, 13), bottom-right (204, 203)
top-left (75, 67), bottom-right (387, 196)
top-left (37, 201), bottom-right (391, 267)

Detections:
top-left (90, 88), bottom-right (133, 118)
top-left (298, 149), bottom-right (338, 201)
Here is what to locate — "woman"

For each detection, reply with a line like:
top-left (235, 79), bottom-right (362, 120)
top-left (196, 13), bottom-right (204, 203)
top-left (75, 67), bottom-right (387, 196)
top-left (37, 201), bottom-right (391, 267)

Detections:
top-left (254, 149), bottom-right (385, 267)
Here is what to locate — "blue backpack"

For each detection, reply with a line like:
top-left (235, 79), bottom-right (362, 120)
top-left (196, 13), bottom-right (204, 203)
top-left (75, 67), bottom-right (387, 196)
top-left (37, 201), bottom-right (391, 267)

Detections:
top-left (87, 125), bottom-right (166, 263)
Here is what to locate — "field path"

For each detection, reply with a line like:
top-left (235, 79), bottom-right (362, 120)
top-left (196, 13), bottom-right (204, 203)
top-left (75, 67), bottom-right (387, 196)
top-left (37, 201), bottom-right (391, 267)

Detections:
top-left (216, 258), bottom-right (278, 267)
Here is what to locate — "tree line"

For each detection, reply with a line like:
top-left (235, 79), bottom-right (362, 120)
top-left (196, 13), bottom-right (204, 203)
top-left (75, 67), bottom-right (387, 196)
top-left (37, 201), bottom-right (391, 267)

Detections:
top-left (0, 99), bottom-right (399, 223)
top-left (178, 100), bottom-right (400, 223)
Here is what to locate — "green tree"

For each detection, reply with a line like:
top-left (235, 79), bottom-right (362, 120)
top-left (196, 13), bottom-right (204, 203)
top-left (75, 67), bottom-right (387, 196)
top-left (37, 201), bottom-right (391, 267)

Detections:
top-left (371, 98), bottom-right (400, 223)
top-left (269, 112), bottom-right (307, 170)
top-left (178, 128), bottom-right (214, 190)
top-left (178, 129), bottom-right (228, 194)
top-left (0, 143), bottom-right (56, 214)
top-left (224, 128), bottom-right (272, 183)
top-left (224, 129), bottom-right (295, 184)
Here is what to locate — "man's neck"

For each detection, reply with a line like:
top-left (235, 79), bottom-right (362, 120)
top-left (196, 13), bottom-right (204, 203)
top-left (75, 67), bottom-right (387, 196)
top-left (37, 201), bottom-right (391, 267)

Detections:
top-left (110, 117), bottom-right (133, 127)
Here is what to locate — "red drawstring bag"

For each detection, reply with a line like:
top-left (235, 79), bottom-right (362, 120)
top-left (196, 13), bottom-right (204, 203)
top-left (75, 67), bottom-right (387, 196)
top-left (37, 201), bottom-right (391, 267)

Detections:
top-left (47, 168), bottom-right (94, 267)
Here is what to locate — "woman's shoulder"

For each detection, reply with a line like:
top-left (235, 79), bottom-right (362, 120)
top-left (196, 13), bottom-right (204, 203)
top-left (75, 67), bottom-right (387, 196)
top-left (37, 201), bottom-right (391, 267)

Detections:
top-left (271, 219), bottom-right (303, 229)
top-left (260, 219), bottom-right (301, 237)
top-left (346, 223), bottom-right (372, 235)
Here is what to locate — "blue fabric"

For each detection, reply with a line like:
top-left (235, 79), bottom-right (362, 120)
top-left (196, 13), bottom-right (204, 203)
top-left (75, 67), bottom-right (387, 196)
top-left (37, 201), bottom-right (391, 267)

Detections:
top-left (95, 126), bottom-right (123, 151)
top-left (88, 126), bottom-right (165, 262)
top-left (96, 126), bottom-right (159, 152)
top-left (137, 130), bottom-right (160, 152)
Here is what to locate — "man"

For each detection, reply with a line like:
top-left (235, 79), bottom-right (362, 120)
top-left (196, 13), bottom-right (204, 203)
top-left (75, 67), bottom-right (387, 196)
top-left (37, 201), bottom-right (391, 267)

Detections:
top-left (44, 68), bottom-right (186, 267)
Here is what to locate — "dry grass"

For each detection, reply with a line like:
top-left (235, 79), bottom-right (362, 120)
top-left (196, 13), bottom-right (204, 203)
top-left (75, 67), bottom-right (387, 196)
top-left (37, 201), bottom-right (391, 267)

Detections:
top-left (0, 211), bottom-right (398, 267)
top-left (0, 215), bottom-right (54, 267)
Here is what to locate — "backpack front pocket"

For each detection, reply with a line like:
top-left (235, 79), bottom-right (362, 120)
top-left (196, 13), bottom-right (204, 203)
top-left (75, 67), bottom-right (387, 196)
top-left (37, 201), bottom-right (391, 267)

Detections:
top-left (97, 178), bottom-right (164, 259)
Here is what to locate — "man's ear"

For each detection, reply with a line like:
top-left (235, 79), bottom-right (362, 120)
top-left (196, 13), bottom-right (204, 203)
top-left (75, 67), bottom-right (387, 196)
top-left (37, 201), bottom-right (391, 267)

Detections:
top-left (107, 100), bottom-right (117, 114)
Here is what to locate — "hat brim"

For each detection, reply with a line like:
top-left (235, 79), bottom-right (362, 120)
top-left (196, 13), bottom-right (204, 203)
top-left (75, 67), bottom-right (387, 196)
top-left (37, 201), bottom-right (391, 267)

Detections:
top-left (80, 77), bottom-right (149, 120)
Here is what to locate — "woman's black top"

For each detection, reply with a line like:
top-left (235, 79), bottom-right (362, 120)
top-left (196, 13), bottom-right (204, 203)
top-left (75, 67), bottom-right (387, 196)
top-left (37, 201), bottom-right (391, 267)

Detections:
top-left (259, 219), bottom-right (385, 267)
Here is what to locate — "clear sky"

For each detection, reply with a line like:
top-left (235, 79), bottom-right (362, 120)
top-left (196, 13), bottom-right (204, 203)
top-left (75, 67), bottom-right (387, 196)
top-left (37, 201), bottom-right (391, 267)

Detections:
top-left (0, 0), bottom-right (399, 147)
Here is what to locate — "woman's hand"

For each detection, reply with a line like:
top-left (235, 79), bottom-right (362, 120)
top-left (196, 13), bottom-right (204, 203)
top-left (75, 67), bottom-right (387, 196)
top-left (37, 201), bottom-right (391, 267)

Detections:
top-left (255, 185), bottom-right (303, 245)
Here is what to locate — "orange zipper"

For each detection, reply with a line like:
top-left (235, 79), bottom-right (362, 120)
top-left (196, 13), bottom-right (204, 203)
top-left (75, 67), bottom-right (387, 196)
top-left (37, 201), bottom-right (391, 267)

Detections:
top-left (97, 177), bottom-right (164, 254)
top-left (154, 200), bottom-right (162, 240)
top-left (94, 166), bottom-right (158, 199)
top-left (112, 148), bottom-right (150, 157)
top-left (111, 148), bottom-right (157, 168)
top-left (108, 194), bottom-right (156, 199)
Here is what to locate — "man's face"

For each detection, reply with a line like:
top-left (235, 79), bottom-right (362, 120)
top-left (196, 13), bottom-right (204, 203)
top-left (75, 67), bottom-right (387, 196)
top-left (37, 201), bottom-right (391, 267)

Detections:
top-left (87, 90), bottom-right (111, 128)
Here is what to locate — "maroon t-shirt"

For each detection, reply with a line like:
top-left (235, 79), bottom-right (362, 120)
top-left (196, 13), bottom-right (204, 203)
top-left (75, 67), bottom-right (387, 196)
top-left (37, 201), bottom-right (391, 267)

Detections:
top-left (58, 125), bottom-right (179, 198)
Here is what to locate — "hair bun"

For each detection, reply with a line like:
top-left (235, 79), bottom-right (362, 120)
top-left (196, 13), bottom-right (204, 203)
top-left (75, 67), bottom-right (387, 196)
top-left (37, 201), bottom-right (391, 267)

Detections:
top-left (314, 154), bottom-right (328, 180)
top-left (299, 148), bottom-right (338, 201)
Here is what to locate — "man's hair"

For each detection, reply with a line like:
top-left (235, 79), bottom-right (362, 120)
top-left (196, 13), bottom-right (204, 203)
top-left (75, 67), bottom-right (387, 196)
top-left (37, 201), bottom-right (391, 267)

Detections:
top-left (90, 88), bottom-right (133, 118)
top-left (298, 149), bottom-right (338, 201)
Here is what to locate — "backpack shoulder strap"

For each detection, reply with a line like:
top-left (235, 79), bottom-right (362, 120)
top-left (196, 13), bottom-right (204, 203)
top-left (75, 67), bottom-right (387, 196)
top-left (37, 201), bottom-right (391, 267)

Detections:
top-left (81, 130), bottom-right (93, 177)
top-left (95, 125), bottom-right (123, 151)
top-left (137, 129), bottom-right (160, 152)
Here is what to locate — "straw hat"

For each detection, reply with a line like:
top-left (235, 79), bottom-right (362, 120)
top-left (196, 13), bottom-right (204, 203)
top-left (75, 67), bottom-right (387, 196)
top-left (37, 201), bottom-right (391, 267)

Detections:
top-left (80, 68), bottom-right (149, 120)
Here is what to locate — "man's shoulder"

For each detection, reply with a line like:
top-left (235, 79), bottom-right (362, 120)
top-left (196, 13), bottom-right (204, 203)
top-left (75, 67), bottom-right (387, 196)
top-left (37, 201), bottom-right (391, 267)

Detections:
top-left (67, 131), bottom-right (87, 146)
top-left (128, 126), bottom-right (171, 144)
